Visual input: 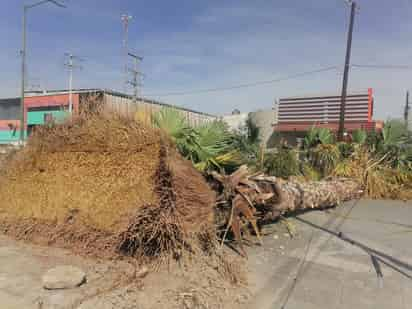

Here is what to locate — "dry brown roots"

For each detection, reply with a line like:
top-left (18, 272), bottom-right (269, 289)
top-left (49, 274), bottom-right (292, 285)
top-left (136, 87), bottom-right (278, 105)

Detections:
top-left (117, 142), bottom-right (217, 262)
top-left (0, 113), bottom-right (217, 265)
top-left (212, 165), bottom-right (361, 256)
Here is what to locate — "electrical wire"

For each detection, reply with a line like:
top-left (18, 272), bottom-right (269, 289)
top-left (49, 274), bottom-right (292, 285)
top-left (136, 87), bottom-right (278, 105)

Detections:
top-left (352, 64), bottom-right (412, 70)
top-left (144, 63), bottom-right (412, 98)
top-left (145, 66), bottom-right (339, 97)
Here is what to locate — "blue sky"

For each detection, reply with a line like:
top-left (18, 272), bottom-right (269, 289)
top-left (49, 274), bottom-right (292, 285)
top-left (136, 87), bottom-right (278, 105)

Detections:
top-left (1, 0), bottom-right (411, 118)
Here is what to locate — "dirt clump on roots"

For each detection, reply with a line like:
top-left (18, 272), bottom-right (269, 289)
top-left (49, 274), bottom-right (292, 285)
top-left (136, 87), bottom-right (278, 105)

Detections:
top-left (0, 113), bottom-right (217, 264)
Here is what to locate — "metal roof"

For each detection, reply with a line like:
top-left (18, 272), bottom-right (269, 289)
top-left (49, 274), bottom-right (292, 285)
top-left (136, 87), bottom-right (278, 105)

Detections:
top-left (23, 88), bottom-right (216, 117)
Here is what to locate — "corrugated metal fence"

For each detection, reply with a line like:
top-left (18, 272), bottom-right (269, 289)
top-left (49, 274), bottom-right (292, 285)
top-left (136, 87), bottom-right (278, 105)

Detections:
top-left (103, 92), bottom-right (216, 127)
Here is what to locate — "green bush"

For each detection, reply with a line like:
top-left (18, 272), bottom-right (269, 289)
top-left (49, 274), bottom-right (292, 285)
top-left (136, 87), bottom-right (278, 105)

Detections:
top-left (263, 148), bottom-right (300, 178)
top-left (304, 127), bottom-right (334, 148)
top-left (352, 129), bottom-right (367, 144)
top-left (337, 142), bottom-right (354, 159)
top-left (308, 144), bottom-right (341, 176)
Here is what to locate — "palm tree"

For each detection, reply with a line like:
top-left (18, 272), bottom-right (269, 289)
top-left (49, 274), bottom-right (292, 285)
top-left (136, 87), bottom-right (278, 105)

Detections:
top-left (304, 127), bottom-right (334, 148)
top-left (152, 108), bottom-right (243, 173)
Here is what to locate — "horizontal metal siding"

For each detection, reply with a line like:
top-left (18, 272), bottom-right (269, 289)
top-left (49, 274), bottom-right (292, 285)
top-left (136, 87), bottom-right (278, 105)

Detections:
top-left (278, 92), bottom-right (370, 124)
top-left (27, 111), bottom-right (69, 125)
top-left (103, 93), bottom-right (216, 126)
top-left (0, 129), bottom-right (27, 144)
top-left (274, 121), bottom-right (379, 133)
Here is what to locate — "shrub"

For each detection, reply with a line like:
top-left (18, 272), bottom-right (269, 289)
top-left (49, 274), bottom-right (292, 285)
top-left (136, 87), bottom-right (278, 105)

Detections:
top-left (263, 148), bottom-right (300, 179)
top-left (301, 162), bottom-right (322, 181)
top-left (308, 144), bottom-right (340, 176)
top-left (352, 129), bottom-right (367, 144)
top-left (304, 127), bottom-right (334, 148)
top-left (337, 142), bottom-right (354, 159)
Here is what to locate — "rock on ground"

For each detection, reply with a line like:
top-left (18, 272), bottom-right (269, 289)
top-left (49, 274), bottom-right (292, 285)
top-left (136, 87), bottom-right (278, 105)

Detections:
top-left (42, 266), bottom-right (86, 290)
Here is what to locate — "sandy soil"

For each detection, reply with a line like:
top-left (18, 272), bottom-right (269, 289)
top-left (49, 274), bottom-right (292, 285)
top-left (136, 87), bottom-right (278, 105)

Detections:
top-left (0, 234), bottom-right (250, 309)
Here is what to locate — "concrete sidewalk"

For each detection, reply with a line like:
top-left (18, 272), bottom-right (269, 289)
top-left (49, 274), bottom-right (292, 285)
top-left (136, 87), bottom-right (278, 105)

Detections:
top-left (245, 199), bottom-right (412, 309)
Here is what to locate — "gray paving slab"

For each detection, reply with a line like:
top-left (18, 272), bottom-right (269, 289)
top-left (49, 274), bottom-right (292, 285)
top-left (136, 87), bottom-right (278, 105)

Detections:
top-left (244, 200), bottom-right (412, 309)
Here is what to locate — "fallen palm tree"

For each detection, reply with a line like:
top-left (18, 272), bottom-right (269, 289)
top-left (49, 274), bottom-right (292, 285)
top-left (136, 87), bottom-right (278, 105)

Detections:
top-left (212, 166), bottom-right (361, 255)
top-left (0, 112), bottom-right (218, 264)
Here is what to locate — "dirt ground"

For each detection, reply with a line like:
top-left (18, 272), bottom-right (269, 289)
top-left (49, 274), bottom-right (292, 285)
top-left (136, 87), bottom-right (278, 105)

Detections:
top-left (0, 234), bottom-right (250, 309)
top-left (0, 145), bottom-right (17, 170)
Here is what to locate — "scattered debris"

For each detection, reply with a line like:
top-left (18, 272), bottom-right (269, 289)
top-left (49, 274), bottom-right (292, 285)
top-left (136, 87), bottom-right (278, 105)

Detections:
top-left (280, 217), bottom-right (297, 238)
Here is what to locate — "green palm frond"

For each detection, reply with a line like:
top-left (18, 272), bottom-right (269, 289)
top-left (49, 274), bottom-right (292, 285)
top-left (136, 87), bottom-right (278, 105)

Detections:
top-left (152, 107), bottom-right (199, 157)
top-left (382, 120), bottom-right (408, 146)
top-left (153, 109), bottom-right (243, 173)
top-left (263, 148), bottom-right (300, 178)
top-left (304, 127), bottom-right (334, 148)
top-left (309, 144), bottom-right (340, 176)
top-left (194, 121), bottom-right (243, 172)
top-left (352, 129), bottom-right (367, 145)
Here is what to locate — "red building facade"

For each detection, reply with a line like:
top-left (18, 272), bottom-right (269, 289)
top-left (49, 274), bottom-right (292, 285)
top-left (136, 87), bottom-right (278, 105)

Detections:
top-left (274, 88), bottom-right (382, 133)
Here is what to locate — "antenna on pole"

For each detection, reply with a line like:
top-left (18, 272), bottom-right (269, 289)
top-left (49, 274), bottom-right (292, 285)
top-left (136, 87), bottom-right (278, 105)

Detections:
top-left (121, 14), bottom-right (133, 93)
top-left (64, 53), bottom-right (83, 114)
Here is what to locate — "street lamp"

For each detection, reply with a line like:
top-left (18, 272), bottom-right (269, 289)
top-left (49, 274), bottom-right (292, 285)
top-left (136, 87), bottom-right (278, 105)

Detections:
top-left (20, 0), bottom-right (66, 143)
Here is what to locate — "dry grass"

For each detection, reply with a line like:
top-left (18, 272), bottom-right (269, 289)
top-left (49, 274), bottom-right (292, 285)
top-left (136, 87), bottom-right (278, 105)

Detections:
top-left (333, 147), bottom-right (412, 200)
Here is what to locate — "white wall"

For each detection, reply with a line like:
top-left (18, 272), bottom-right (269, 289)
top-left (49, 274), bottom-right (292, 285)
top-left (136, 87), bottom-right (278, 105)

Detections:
top-left (221, 113), bottom-right (249, 132)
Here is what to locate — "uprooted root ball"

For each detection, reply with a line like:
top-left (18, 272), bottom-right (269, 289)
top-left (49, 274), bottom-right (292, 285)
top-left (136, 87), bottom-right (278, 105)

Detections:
top-left (0, 113), bottom-right (217, 265)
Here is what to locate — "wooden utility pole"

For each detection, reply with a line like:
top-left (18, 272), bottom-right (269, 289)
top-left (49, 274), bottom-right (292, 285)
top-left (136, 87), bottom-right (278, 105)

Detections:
top-left (338, 1), bottom-right (356, 141)
top-left (404, 91), bottom-right (410, 124)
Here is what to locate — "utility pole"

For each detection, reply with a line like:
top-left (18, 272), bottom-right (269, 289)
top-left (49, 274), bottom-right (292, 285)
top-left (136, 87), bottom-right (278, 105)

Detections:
top-left (20, 0), bottom-right (66, 143)
top-left (127, 52), bottom-right (143, 103)
top-left (20, 6), bottom-right (27, 143)
top-left (64, 53), bottom-right (83, 114)
top-left (338, 0), bottom-right (357, 141)
top-left (121, 14), bottom-right (133, 93)
top-left (404, 91), bottom-right (410, 126)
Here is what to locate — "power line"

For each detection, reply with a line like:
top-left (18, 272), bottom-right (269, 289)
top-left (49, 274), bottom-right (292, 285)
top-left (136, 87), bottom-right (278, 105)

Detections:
top-left (352, 64), bottom-right (412, 70)
top-left (145, 66), bottom-right (338, 97)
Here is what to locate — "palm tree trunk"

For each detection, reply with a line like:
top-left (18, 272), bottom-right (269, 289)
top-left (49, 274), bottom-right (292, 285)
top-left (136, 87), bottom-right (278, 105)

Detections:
top-left (252, 176), bottom-right (361, 220)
